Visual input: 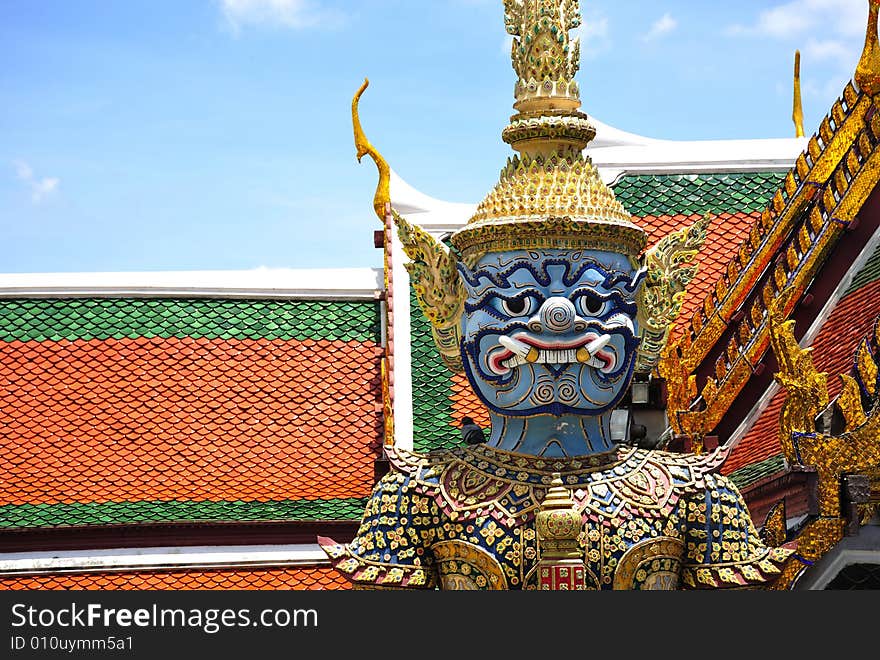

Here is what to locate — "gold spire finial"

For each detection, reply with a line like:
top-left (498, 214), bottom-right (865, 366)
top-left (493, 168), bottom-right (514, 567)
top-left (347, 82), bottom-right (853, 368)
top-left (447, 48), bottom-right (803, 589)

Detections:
top-left (856, 0), bottom-right (880, 96)
top-left (352, 78), bottom-right (390, 222)
top-left (504, 0), bottom-right (581, 90)
top-left (450, 0), bottom-right (645, 264)
top-left (501, 0), bottom-right (595, 158)
top-left (792, 50), bottom-right (805, 138)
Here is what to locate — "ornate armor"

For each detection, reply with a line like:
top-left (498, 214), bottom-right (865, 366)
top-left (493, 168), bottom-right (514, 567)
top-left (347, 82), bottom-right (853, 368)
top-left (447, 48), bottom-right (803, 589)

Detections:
top-left (320, 444), bottom-right (792, 590)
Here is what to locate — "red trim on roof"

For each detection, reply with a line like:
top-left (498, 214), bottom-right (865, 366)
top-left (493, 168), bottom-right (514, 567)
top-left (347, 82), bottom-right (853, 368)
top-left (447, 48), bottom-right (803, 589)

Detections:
top-left (0, 520), bottom-right (359, 553)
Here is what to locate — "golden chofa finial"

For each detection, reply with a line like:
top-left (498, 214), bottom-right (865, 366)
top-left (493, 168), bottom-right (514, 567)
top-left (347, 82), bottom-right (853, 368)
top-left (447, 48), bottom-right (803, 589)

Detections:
top-left (856, 0), bottom-right (880, 96)
top-left (792, 50), bottom-right (805, 138)
top-left (352, 78), bottom-right (390, 222)
top-left (502, 0), bottom-right (595, 158)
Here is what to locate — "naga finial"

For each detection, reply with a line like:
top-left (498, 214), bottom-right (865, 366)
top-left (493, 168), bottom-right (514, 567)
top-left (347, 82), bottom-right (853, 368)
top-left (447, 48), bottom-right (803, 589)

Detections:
top-left (856, 0), bottom-right (880, 96)
top-left (792, 50), bottom-right (805, 138)
top-left (352, 78), bottom-right (391, 222)
top-left (766, 292), bottom-right (829, 461)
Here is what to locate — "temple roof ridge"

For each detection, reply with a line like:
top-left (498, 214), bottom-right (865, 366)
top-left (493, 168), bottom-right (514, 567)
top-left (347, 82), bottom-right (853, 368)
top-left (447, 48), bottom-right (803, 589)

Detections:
top-left (0, 267), bottom-right (384, 299)
top-left (390, 169), bottom-right (477, 232)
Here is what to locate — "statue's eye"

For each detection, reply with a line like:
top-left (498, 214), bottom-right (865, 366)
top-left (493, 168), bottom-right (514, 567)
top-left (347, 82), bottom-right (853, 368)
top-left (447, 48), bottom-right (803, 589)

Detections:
top-left (577, 293), bottom-right (607, 316)
top-left (499, 296), bottom-right (535, 317)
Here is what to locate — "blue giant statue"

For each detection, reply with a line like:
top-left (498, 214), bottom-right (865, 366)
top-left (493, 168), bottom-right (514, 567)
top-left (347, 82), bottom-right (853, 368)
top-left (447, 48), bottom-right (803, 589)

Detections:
top-left (319, 0), bottom-right (793, 589)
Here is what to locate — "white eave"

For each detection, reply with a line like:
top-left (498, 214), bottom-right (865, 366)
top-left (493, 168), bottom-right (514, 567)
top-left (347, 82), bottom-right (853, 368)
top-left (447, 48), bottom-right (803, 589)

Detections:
top-left (0, 544), bottom-right (329, 574)
top-left (588, 117), bottom-right (808, 185)
top-left (0, 267), bottom-right (384, 300)
top-left (390, 169), bottom-right (477, 234)
top-left (389, 117), bottom-right (808, 227)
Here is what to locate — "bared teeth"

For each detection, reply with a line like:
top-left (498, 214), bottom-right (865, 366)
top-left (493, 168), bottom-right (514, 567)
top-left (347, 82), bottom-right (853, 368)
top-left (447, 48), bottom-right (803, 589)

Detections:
top-left (496, 333), bottom-right (617, 372)
top-left (575, 334), bottom-right (611, 364)
top-left (499, 335), bottom-right (539, 363)
top-left (585, 334), bottom-right (611, 356)
top-left (498, 335), bottom-right (529, 357)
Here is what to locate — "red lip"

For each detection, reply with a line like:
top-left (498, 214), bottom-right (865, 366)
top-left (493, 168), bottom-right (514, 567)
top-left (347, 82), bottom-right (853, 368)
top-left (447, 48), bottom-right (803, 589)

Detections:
top-left (510, 334), bottom-right (593, 351)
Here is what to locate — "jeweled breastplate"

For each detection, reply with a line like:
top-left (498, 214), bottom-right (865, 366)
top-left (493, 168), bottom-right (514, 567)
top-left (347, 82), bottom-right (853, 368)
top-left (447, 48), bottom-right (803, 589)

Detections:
top-left (410, 445), bottom-right (695, 589)
top-left (320, 444), bottom-right (791, 590)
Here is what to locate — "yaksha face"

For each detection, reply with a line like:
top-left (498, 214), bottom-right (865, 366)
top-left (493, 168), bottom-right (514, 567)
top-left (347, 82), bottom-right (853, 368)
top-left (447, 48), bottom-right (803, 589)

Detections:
top-left (458, 249), bottom-right (644, 417)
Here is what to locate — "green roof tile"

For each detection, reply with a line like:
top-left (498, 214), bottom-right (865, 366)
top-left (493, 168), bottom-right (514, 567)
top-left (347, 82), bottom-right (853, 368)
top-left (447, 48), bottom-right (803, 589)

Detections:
top-left (611, 172), bottom-right (786, 217)
top-left (845, 241), bottom-right (880, 296)
top-left (0, 498), bottom-right (368, 529)
top-left (409, 288), bottom-right (459, 451)
top-left (728, 453), bottom-right (787, 490)
top-left (0, 298), bottom-right (381, 343)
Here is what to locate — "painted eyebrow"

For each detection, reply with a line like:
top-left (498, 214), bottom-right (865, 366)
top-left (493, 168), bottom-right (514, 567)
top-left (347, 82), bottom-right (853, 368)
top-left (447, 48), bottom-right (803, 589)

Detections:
top-left (464, 259), bottom-right (615, 285)
top-left (462, 259), bottom-right (642, 299)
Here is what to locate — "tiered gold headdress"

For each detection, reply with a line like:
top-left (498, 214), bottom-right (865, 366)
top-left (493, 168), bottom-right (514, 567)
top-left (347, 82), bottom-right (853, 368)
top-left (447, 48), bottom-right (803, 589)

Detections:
top-left (450, 0), bottom-right (646, 265)
top-left (364, 0), bottom-right (708, 375)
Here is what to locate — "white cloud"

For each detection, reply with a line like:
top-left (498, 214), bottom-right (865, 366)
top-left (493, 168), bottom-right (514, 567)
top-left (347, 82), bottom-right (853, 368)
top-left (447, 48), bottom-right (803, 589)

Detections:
top-left (643, 13), bottom-right (677, 41)
top-left (575, 13), bottom-right (610, 60)
top-left (581, 16), bottom-right (609, 41)
top-left (726, 0), bottom-right (865, 113)
top-left (219, 0), bottom-right (344, 33)
top-left (804, 37), bottom-right (855, 64)
top-left (501, 33), bottom-right (513, 55)
top-left (13, 160), bottom-right (59, 203)
top-left (14, 160), bottom-right (33, 181)
top-left (726, 0), bottom-right (864, 40)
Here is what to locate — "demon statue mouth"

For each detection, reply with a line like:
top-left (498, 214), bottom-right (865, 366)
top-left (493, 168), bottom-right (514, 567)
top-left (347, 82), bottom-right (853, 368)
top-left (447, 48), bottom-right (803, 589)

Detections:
top-left (488, 317), bottom-right (633, 375)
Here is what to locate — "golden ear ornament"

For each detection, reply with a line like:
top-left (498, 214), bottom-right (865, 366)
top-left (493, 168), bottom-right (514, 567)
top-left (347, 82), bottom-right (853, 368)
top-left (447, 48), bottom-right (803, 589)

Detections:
top-left (635, 214), bottom-right (712, 375)
top-left (394, 211), bottom-right (466, 373)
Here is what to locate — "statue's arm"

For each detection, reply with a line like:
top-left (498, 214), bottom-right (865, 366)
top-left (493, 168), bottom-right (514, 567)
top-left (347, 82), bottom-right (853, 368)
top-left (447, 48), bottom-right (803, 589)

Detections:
top-left (679, 473), bottom-right (793, 589)
top-left (319, 470), bottom-right (439, 589)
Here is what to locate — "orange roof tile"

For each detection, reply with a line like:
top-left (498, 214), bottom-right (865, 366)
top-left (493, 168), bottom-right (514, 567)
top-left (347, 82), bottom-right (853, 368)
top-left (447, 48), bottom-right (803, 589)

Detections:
top-left (0, 566), bottom-right (351, 590)
top-left (640, 212), bottom-right (759, 342)
top-left (451, 372), bottom-right (490, 430)
top-left (0, 336), bottom-right (381, 508)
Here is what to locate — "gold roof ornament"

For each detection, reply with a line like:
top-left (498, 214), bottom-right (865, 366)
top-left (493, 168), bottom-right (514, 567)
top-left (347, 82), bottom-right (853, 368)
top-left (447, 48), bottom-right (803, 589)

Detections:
top-left (766, 294), bottom-right (880, 588)
top-left (449, 0), bottom-right (647, 265)
top-left (792, 50), bottom-right (805, 138)
top-left (352, 78), bottom-right (390, 223)
top-left (855, 0), bottom-right (880, 96)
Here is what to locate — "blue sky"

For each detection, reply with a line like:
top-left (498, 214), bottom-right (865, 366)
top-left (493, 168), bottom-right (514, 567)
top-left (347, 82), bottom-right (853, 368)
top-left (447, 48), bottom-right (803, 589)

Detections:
top-left (0, 0), bottom-right (871, 274)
